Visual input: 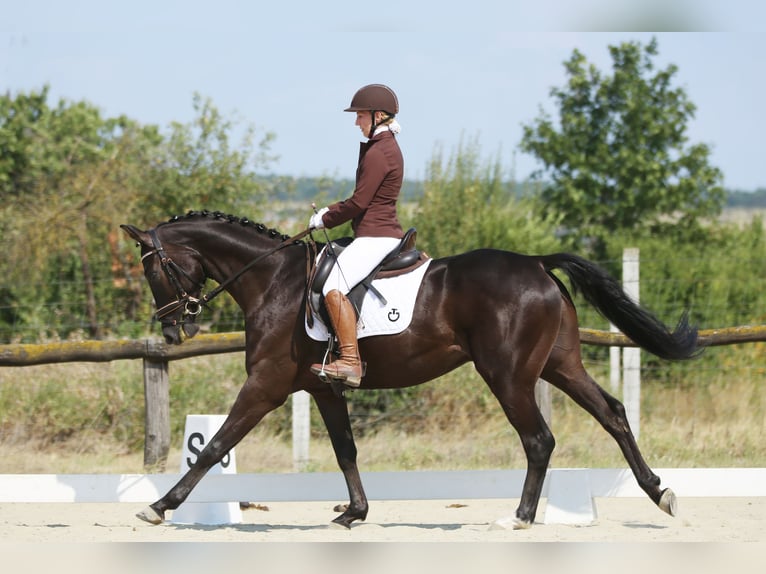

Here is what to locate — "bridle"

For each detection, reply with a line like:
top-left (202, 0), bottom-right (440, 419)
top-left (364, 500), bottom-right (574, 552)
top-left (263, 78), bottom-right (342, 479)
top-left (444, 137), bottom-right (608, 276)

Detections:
top-left (142, 226), bottom-right (314, 328)
top-left (143, 229), bottom-right (205, 327)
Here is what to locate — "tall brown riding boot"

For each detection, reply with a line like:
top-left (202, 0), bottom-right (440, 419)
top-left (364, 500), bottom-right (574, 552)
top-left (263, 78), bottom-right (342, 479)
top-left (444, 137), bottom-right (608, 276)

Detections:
top-left (310, 289), bottom-right (363, 387)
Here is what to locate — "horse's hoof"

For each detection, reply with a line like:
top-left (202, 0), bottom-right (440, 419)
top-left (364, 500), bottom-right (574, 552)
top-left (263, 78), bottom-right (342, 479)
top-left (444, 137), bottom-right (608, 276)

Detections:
top-left (658, 488), bottom-right (678, 517)
top-left (489, 515), bottom-right (533, 530)
top-left (329, 519), bottom-right (352, 530)
top-left (136, 506), bottom-right (164, 525)
top-left (331, 507), bottom-right (366, 529)
top-left (330, 515), bottom-right (354, 529)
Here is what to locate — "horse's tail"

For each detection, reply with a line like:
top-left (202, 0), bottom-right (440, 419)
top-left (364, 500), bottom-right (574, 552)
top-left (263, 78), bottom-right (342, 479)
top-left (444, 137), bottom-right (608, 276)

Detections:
top-left (539, 252), bottom-right (699, 361)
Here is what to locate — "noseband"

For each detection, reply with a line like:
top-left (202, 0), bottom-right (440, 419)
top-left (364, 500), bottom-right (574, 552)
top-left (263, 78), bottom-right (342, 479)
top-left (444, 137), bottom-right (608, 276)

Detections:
top-left (143, 229), bottom-right (205, 327)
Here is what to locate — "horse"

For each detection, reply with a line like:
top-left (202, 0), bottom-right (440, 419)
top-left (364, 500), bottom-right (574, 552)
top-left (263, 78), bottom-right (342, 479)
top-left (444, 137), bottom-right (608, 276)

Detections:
top-left (121, 210), bottom-right (698, 529)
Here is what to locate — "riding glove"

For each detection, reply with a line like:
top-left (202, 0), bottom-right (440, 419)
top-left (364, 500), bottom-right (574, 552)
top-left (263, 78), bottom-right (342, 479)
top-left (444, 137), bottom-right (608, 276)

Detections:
top-left (309, 207), bottom-right (329, 230)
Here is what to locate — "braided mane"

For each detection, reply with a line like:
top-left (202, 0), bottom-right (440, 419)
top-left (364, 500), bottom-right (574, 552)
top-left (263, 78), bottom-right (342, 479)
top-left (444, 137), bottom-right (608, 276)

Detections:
top-left (163, 210), bottom-right (292, 242)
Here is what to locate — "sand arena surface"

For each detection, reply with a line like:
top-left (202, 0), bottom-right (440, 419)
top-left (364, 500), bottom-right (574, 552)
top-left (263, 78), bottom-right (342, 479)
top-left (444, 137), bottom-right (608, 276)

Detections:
top-left (2, 497), bottom-right (763, 574)
top-left (1, 496), bottom-right (764, 543)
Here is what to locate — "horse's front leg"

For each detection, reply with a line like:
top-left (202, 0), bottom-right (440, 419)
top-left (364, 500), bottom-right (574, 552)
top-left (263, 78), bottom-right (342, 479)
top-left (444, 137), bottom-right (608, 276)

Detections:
top-left (136, 372), bottom-right (288, 524)
top-left (311, 387), bottom-right (368, 528)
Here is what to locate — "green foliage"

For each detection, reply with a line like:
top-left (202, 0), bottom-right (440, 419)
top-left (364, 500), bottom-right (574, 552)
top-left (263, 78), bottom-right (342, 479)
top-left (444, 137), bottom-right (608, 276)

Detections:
top-left (413, 136), bottom-right (560, 258)
top-left (0, 88), bottom-right (276, 341)
top-left (599, 219), bottom-right (766, 329)
top-left (138, 92), bottom-right (277, 219)
top-left (554, 220), bottom-right (765, 387)
top-left (0, 88), bottom-right (164, 339)
top-left (520, 37), bottom-right (725, 256)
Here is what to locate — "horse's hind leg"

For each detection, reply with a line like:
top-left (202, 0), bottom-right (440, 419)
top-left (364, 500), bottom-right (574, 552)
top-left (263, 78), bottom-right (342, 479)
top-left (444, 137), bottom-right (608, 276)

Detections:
top-left (488, 377), bottom-right (555, 528)
top-left (541, 319), bottom-right (676, 516)
top-left (473, 342), bottom-right (556, 527)
top-left (467, 283), bottom-right (564, 528)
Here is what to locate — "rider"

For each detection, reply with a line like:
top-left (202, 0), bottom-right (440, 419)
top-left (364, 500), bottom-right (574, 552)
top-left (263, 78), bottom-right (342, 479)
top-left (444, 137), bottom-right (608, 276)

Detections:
top-left (308, 84), bottom-right (405, 387)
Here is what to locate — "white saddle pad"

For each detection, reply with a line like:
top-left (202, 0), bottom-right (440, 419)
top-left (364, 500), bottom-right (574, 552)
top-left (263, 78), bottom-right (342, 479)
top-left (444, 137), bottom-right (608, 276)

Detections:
top-left (305, 259), bottom-right (432, 342)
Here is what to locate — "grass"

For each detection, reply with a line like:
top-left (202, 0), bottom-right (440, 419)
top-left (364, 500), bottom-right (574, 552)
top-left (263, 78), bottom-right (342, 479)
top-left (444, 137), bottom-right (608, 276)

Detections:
top-left (0, 343), bottom-right (764, 474)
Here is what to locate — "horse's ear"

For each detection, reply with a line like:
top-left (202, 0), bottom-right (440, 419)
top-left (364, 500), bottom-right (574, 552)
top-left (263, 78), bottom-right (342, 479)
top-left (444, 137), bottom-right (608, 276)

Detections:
top-left (120, 224), bottom-right (151, 246)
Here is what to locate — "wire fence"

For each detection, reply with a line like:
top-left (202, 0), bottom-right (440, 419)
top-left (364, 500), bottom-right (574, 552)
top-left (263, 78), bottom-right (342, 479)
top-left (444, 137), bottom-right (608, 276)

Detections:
top-left (3, 251), bottom-right (764, 344)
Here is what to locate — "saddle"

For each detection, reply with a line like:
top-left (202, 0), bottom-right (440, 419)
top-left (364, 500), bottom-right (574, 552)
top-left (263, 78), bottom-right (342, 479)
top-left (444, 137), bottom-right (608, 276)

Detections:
top-left (307, 228), bottom-right (428, 329)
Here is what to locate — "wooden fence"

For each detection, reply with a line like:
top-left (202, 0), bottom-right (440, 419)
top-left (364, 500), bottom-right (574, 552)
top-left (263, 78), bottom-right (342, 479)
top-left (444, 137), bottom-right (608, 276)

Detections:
top-left (2, 326), bottom-right (765, 469)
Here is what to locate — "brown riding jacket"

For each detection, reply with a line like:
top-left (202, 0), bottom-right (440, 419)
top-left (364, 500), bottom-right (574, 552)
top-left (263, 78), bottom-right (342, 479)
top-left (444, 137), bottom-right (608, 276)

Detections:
top-left (322, 130), bottom-right (404, 239)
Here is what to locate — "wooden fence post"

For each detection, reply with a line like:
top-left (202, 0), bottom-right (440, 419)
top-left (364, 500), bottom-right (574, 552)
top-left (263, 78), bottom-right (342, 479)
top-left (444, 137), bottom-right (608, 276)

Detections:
top-left (143, 339), bottom-right (170, 471)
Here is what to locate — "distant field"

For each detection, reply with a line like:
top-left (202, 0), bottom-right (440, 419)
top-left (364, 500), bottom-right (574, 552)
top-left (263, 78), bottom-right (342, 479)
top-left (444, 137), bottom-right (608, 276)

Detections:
top-left (719, 207), bottom-right (766, 227)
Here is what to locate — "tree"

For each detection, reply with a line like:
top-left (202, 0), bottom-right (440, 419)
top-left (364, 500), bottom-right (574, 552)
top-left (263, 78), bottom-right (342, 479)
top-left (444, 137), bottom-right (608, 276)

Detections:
top-left (520, 37), bottom-right (725, 256)
top-left (0, 87), bottom-right (50, 199)
top-left (414, 135), bottom-right (560, 258)
top-left (138, 92), bottom-right (277, 220)
top-left (1, 89), bottom-right (164, 338)
top-left (0, 88), bottom-right (277, 341)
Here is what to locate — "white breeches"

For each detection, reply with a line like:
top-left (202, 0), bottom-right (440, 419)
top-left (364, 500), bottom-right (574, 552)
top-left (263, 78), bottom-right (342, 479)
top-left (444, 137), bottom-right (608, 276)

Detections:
top-left (322, 236), bottom-right (401, 296)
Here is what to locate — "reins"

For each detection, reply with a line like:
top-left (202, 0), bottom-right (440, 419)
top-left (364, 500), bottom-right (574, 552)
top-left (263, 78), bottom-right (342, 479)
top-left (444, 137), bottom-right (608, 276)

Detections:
top-left (199, 227), bottom-right (313, 305)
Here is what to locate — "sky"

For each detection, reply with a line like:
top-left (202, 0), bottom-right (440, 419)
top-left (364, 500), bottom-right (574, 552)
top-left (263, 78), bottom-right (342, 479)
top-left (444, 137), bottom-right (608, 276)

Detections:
top-left (2, 1), bottom-right (765, 191)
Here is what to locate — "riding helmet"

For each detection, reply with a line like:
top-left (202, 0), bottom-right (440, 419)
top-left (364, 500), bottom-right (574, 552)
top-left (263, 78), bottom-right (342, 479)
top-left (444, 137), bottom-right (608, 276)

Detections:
top-left (344, 84), bottom-right (399, 115)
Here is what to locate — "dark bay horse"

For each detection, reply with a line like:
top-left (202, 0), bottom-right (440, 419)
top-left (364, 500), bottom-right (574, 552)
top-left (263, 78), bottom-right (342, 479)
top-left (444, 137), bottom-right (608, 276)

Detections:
top-left (121, 210), bottom-right (698, 529)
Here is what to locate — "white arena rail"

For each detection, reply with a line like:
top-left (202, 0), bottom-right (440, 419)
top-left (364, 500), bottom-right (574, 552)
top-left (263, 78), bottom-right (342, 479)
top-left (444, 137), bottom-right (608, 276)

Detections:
top-left (2, 468), bottom-right (764, 525)
top-left (1, 468), bottom-right (764, 503)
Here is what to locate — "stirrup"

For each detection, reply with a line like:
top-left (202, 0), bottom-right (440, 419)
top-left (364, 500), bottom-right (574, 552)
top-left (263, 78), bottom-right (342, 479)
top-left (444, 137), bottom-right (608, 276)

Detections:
top-left (310, 362), bottom-right (366, 388)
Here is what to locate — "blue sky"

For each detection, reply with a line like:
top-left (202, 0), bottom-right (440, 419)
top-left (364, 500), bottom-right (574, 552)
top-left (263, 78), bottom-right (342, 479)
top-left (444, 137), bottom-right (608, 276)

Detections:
top-left (2, 1), bottom-right (764, 190)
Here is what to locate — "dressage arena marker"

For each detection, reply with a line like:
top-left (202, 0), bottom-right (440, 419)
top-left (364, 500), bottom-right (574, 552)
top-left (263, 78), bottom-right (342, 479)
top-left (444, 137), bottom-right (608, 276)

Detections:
top-left (168, 414), bottom-right (242, 525)
top-left (543, 468), bottom-right (598, 525)
top-left (1, 468), bottom-right (764, 526)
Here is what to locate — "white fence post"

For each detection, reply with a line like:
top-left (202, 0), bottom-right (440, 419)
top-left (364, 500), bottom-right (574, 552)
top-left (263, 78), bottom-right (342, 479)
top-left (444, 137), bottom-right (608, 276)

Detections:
top-left (622, 248), bottom-right (641, 440)
top-left (535, 379), bottom-right (552, 429)
top-left (292, 390), bottom-right (311, 472)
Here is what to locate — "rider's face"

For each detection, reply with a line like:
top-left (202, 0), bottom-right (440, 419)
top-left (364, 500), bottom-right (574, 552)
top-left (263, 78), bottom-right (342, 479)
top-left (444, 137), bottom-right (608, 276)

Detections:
top-left (355, 111), bottom-right (378, 138)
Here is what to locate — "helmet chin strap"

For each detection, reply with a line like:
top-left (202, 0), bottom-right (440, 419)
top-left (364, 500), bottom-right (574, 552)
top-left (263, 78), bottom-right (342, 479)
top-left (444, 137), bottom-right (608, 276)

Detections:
top-left (367, 111), bottom-right (394, 138)
top-left (367, 110), bottom-right (377, 138)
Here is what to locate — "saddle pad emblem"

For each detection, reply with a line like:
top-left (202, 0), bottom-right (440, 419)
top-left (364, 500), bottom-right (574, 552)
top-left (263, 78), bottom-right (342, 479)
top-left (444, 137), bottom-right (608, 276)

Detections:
top-left (305, 259), bottom-right (432, 341)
